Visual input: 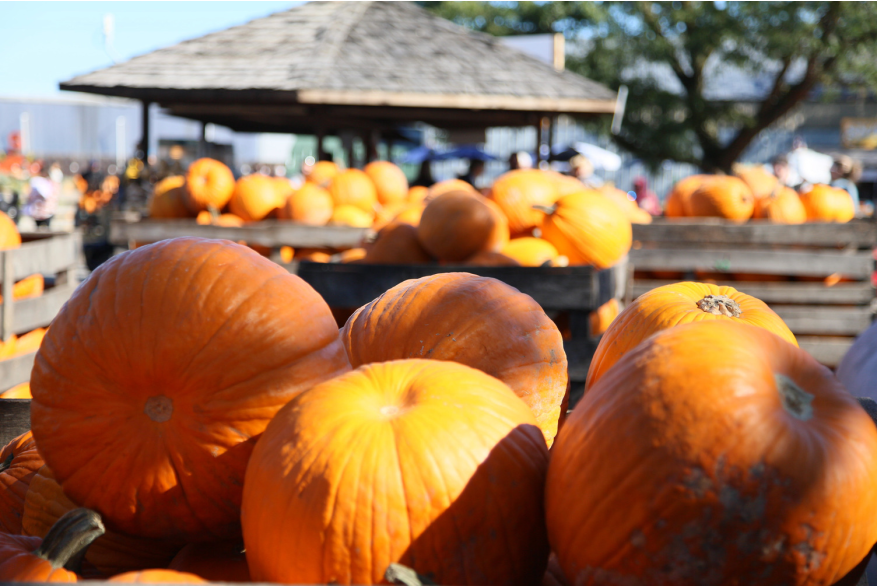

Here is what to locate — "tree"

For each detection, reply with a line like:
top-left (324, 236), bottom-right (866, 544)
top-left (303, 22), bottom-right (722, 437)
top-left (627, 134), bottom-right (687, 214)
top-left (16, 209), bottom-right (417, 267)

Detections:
top-left (421, 2), bottom-right (877, 172)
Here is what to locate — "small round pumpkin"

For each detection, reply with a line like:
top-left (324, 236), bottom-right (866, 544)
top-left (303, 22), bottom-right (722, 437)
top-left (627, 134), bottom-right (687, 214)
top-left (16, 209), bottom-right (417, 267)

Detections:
top-left (688, 176), bottom-right (755, 220)
top-left (665, 175), bottom-right (715, 217)
top-left (548, 320), bottom-right (877, 585)
top-left (426, 179), bottom-right (476, 201)
top-left (108, 569), bottom-right (207, 584)
top-left (416, 191), bottom-right (497, 262)
top-left (149, 176), bottom-right (190, 219)
top-left (305, 161), bottom-right (340, 188)
top-left (753, 186), bottom-right (807, 224)
top-left (491, 170), bottom-right (559, 235)
top-left (279, 183), bottom-right (334, 226)
top-left (502, 237), bottom-right (560, 267)
top-left (586, 281), bottom-right (797, 390)
top-left (407, 185), bottom-right (429, 203)
top-left (0, 432), bottom-right (43, 534)
top-left (241, 359), bottom-right (550, 585)
top-left (539, 190), bottom-right (632, 269)
top-left (330, 204), bottom-right (374, 227)
top-left (799, 184), bottom-right (856, 223)
top-left (184, 158), bottom-right (235, 213)
top-left (0, 211), bottom-right (21, 251)
top-left (364, 161), bottom-right (409, 205)
top-left (229, 174), bottom-right (284, 222)
top-left (169, 541), bottom-right (249, 583)
top-left (0, 382), bottom-right (30, 399)
top-left (341, 272), bottom-right (568, 446)
top-left (329, 169), bottom-right (378, 215)
top-left (30, 238), bottom-right (351, 542)
top-left (362, 222), bottom-right (433, 265)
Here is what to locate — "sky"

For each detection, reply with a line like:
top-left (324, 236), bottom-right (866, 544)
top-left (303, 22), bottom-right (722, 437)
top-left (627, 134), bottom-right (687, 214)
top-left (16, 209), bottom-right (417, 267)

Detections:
top-left (0, 1), bottom-right (301, 97)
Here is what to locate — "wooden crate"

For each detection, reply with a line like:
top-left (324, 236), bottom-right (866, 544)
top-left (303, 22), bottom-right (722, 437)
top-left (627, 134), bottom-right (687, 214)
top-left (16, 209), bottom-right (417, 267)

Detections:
top-left (630, 219), bottom-right (877, 366)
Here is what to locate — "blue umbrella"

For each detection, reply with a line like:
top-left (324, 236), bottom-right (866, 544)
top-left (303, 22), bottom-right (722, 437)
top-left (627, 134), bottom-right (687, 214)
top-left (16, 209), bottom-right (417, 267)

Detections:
top-left (435, 145), bottom-right (499, 161)
top-left (399, 146), bottom-right (439, 165)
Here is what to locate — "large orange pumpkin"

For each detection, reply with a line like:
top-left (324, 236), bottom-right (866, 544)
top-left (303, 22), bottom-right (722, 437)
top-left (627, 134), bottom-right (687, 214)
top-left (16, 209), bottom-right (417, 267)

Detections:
top-left (30, 238), bottom-right (351, 541)
top-left (416, 191), bottom-right (497, 262)
top-left (305, 161), bottom-right (340, 188)
top-left (0, 211), bottom-right (21, 250)
top-left (752, 186), bottom-right (807, 224)
top-left (364, 161), bottom-right (409, 206)
top-left (278, 183), bottom-right (334, 226)
top-left (361, 222), bottom-right (433, 265)
top-left (664, 175), bottom-right (715, 217)
top-left (539, 190), bottom-right (632, 269)
top-left (229, 174), bottom-right (284, 222)
top-left (169, 541), bottom-right (249, 583)
top-left (799, 184), bottom-right (856, 222)
top-left (587, 281), bottom-right (797, 390)
top-left (341, 273), bottom-right (568, 446)
top-left (0, 432), bottom-right (43, 534)
top-left (241, 360), bottom-right (550, 585)
top-left (734, 164), bottom-right (781, 200)
top-left (688, 176), bottom-right (755, 220)
top-left (149, 176), bottom-right (190, 219)
top-left (108, 569), bottom-right (207, 584)
top-left (548, 320), bottom-right (877, 585)
top-left (329, 169), bottom-right (378, 215)
top-left (491, 170), bottom-right (559, 235)
top-left (501, 237), bottom-right (560, 267)
top-left (22, 466), bottom-right (182, 576)
top-left (184, 158), bottom-right (235, 212)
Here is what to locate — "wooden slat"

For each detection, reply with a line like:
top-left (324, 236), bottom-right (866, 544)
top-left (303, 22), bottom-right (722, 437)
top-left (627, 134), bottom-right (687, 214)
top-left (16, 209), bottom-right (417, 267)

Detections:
top-left (771, 306), bottom-right (873, 336)
top-left (109, 219), bottom-right (369, 249)
top-left (0, 399), bottom-right (30, 446)
top-left (6, 282), bottom-right (78, 334)
top-left (630, 248), bottom-right (874, 278)
top-left (633, 218), bottom-right (877, 247)
top-left (8, 232), bottom-right (81, 281)
top-left (0, 352), bottom-right (36, 391)
top-left (632, 280), bottom-right (876, 305)
top-left (798, 336), bottom-right (854, 366)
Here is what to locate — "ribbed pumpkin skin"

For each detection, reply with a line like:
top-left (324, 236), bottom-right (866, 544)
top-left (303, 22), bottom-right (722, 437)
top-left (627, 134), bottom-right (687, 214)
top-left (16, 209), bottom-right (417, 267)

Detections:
top-left (329, 169), bottom-right (378, 215)
top-left (169, 541), bottom-right (249, 583)
top-left (229, 175), bottom-right (283, 222)
top-left (491, 170), bottom-right (559, 235)
top-left (362, 222), bottom-right (433, 265)
top-left (279, 183), bottom-right (333, 225)
top-left (149, 176), bottom-right (190, 219)
top-left (0, 211), bottom-right (21, 250)
top-left (364, 161), bottom-right (409, 205)
top-left (548, 321), bottom-right (877, 585)
top-left (587, 282), bottom-right (797, 390)
top-left (837, 320), bottom-right (877, 402)
top-left (0, 533), bottom-right (78, 582)
top-left (753, 186), bottom-right (807, 224)
top-left (184, 158), bottom-right (235, 212)
top-left (417, 192), bottom-right (496, 262)
top-left (688, 176), bottom-right (755, 220)
top-left (330, 204), bottom-right (374, 227)
top-left (341, 273), bottom-right (568, 446)
top-left (30, 238), bottom-right (351, 542)
top-left (306, 161), bottom-right (340, 188)
top-left (665, 175), bottom-right (715, 217)
top-left (800, 184), bottom-right (856, 222)
top-left (540, 191), bottom-right (632, 269)
top-left (22, 466), bottom-right (181, 576)
top-left (109, 569), bottom-right (207, 583)
top-left (502, 237), bottom-right (559, 267)
top-left (0, 432), bottom-right (43, 534)
top-left (241, 360), bottom-right (550, 585)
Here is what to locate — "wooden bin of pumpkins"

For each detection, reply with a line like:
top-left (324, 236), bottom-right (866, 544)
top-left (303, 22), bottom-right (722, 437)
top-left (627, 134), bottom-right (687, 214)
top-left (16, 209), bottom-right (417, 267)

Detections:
top-left (631, 166), bottom-right (876, 367)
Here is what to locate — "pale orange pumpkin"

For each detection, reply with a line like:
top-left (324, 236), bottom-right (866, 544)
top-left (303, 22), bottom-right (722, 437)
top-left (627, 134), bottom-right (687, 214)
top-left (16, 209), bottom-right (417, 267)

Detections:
top-left (588, 298), bottom-right (620, 337)
top-left (688, 176), bottom-right (755, 220)
top-left (229, 175), bottom-right (284, 222)
top-left (364, 161), bottom-right (409, 206)
top-left (0, 211), bottom-right (21, 250)
top-left (330, 204), bottom-right (373, 227)
top-left (329, 169), bottom-right (378, 215)
top-left (305, 161), bottom-right (340, 188)
top-left (149, 176), bottom-right (190, 219)
top-left (279, 183), bottom-right (334, 226)
top-left (491, 170), bottom-right (559, 235)
top-left (799, 184), bottom-right (856, 222)
top-left (184, 158), bottom-right (235, 212)
top-left (502, 237), bottom-right (561, 267)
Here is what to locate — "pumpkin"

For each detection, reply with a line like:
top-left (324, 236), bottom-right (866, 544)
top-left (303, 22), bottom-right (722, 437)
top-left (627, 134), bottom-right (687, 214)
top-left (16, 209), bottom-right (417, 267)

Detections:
top-left (0, 274), bottom-right (45, 304)
top-left (837, 320), bottom-right (877, 401)
top-left (22, 466), bottom-right (182, 576)
top-left (371, 201), bottom-right (413, 232)
top-left (416, 191), bottom-right (497, 262)
top-left (305, 161), bottom-right (340, 188)
top-left (338, 248), bottom-right (367, 263)
top-left (734, 164), bottom-right (781, 200)
top-left (547, 320), bottom-right (877, 585)
top-left (491, 170), bottom-right (559, 235)
top-left (407, 185), bottom-right (429, 203)
top-left (14, 328), bottom-right (45, 357)
top-left (502, 237), bottom-right (561, 267)
top-left (799, 184), bottom-right (856, 223)
top-left (330, 204), bottom-right (374, 227)
top-left (0, 211), bottom-right (21, 251)
top-left (362, 222), bottom-right (433, 265)
top-left (169, 541), bottom-right (249, 583)
top-left (108, 569), bottom-right (207, 584)
top-left (341, 273), bottom-right (568, 446)
top-left (229, 175), bottom-right (284, 222)
top-left (364, 161), bottom-right (409, 205)
top-left (545, 171), bottom-right (588, 197)
top-left (0, 336), bottom-right (17, 361)
top-left (329, 169), bottom-right (378, 215)
top-left (295, 249), bottom-right (332, 263)
top-left (29, 238), bottom-right (351, 541)
top-left (752, 186), bottom-right (807, 224)
top-left (241, 359), bottom-right (550, 585)
top-left (588, 298), bottom-right (620, 338)
top-left (426, 179), bottom-right (476, 201)
top-left (0, 507), bottom-right (105, 583)
top-left (390, 202), bottom-right (426, 228)
top-left (195, 211), bottom-right (245, 227)
top-left (0, 382), bottom-right (30, 399)
top-left (461, 250), bottom-right (521, 266)
top-left (598, 185), bottom-right (653, 224)
top-left (184, 158), bottom-right (235, 213)
top-left (0, 432), bottom-right (43, 534)
top-left (664, 175), bottom-right (715, 217)
top-left (539, 190), bottom-right (632, 269)
top-left (688, 176), bottom-right (755, 220)
top-left (482, 196), bottom-right (510, 252)
top-left (586, 281), bottom-right (797, 390)
top-left (149, 176), bottom-right (190, 219)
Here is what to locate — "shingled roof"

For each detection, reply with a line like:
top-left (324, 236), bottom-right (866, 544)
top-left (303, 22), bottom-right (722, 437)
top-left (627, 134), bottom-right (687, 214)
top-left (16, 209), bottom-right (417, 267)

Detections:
top-left (60, 2), bottom-right (615, 133)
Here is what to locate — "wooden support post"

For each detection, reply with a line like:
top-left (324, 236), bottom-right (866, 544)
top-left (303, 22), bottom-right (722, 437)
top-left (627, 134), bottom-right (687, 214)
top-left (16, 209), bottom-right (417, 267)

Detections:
top-left (316, 128), bottom-right (327, 162)
top-left (1, 250), bottom-right (13, 342)
top-left (138, 101), bottom-right (151, 163)
top-left (199, 122), bottom-right (207, 158)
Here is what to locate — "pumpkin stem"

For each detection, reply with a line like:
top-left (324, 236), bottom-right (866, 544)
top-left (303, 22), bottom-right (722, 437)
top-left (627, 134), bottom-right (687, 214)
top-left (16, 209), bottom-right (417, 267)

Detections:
top-left (34, 508), bottom-right (105, 573)
top-left (385, 563), bottom-right (436, 586)
top-left (532, 204), bottom-right (556, 215)
top-left (696, 294), bottom-right (742, 318)
top-left (776, 374), bottom-right (814, 421)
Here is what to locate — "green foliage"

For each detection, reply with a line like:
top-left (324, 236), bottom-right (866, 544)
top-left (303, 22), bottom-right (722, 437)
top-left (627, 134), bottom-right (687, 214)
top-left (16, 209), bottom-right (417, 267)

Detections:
top-left (421, 1), bottom-right (877, 172)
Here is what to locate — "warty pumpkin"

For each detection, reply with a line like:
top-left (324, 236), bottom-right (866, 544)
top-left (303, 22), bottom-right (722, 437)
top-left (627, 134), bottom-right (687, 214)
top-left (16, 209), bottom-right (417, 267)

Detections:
top-left (184, 158), bottom-right (235, 213)
top-left (364, 161), bottom-right (409, 206)
top-left (305, 160), bottom-right (340, 188)
top-left (586, 281), bottom-right (797, 390)
top-left (0, 382), bottom-right (30, 399)
top-left (278, 183), bottom-right (334, 226)
top-left (330, 204), bottom-right (374, 227)
top-left (664, 175), bottom-right (715, 217)
top-left (0, 432), bottom-right (43, 534)
top-left (362, 222), bottom-right (433, 265)
top-left (752, 186), bottom-right (807, 224)
top-left (228, 174), bottom-right (284, 222)
top-left (416, 191), bottom-right (497, 262)
top-left (800, 184), bottom-right (856, 223)
top-left (169, 541), bottom-right (249, 583)
top-left (329, 169), bottom-right (378, 215)
top-left (0, 507), bottom-right (105, 583)
top-left (547, 320), bottom-right (877, 585)
top-left (341, 272), bottom-right (568, 446)
top-left (539, 190), bottom-right (632, 269)
top-left (688, 176), bottom-right (755, 220)
top-left (241, 359), bottom-right (550, 585)
top-left (108, 569), bottom-right (207, 584)
top-left (29, 237), bottom-right (351, 542)
top-left (149, 176), bottom-right (190, 219)
top-left (0, 211), bottom-right (21, 251)
top-left (491, 169), bottom-right (559, 235)
top-left (502, 237), bottom-right (561, 267)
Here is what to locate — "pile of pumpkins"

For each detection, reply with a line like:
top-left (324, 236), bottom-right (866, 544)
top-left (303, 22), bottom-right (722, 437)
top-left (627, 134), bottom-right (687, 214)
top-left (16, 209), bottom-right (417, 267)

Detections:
top-left (2, 236), bottom-right (877, 585)
top-left (666, 165), bottom-right (856, 223)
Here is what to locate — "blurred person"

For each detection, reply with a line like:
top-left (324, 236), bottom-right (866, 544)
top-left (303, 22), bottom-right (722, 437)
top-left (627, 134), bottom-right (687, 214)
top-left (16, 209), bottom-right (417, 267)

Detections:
top-left (569, 155), bottom-right (603, 188)
top-left (831, 155), bottom-right (861, 212)
top-left (457, 159), bottom-right (485, 186)
top-left (771, 154), bottom-right (802, 189)
top-left (633, 176), bottom-right (661, 216)
top-left (25, 169), bottom-right (58, 228)
top-left (509, 151), bottom-right (533, 170)
top-left (411, 160), bottom-right (435, 187)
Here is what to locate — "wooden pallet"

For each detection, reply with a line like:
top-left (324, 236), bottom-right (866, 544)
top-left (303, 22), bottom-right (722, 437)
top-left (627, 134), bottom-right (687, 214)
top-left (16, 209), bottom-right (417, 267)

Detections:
top-left (629, 219), bottom-right (876, 366)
